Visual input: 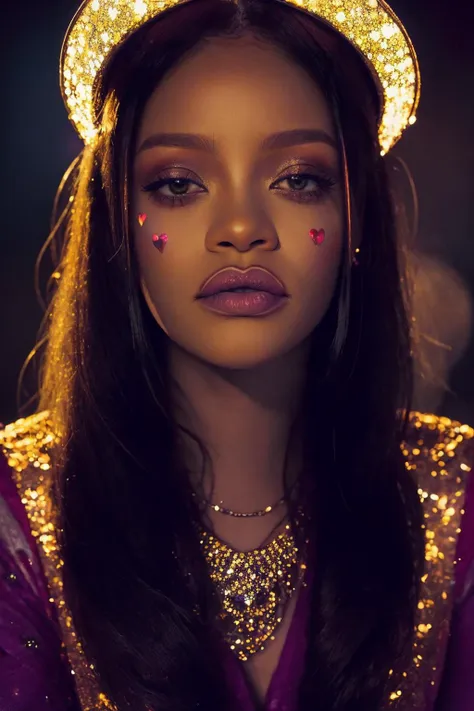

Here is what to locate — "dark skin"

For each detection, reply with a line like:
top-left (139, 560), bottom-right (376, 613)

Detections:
top-left (133, 34), bottom-right (344, 699)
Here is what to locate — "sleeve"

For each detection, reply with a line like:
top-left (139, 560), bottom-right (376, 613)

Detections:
top-left (435, 464), bottom-right (474, 711)
top-left (0, 452), bottom-right (80, 711)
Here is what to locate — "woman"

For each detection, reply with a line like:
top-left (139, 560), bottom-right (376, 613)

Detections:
top-left (0, 0), bottom-right (473, 709)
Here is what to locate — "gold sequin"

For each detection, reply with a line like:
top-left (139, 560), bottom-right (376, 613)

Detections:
top-left (60, 0), bottom-right (420, 154)
top-left (1, 410), bottom-right (473, 710)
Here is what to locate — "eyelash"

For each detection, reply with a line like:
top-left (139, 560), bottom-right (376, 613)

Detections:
top-left (141, 168), bottom-right (337, 208)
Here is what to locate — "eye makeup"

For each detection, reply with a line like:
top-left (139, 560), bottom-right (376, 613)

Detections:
top-left (140, 161), bottom-right (338, 208)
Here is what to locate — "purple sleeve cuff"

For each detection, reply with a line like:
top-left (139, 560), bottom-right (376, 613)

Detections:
top-left (0, 452), bottom-right (80, 710)
top-left (435, 466), bottom-right (474, 711)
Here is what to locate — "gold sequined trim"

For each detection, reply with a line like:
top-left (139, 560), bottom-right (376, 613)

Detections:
top-left (385, 413), bottom-right (473, 709)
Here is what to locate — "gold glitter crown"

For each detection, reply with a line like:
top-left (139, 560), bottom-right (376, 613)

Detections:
top-left (61, 0), bottom-right (420, 154)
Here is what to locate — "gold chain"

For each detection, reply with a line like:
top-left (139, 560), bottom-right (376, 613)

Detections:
top-left (195, 492), bottom-right (286, 518)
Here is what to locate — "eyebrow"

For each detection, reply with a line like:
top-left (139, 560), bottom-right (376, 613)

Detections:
top-left (136, 128), bottom-right (338, 155)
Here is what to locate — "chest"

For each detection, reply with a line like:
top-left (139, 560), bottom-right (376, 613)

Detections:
top-left (241, 585), bottom-right (301, 704)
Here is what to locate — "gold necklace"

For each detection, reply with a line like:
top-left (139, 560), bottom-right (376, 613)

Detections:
top-left (198, 510), bottom-right (308, 661)
top-left (198, 494), bottom-right (286, 518)
top-left (193, 477), bottom-right (300, 518)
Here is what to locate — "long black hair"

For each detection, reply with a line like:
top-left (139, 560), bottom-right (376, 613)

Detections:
top-left (34, 0), bottom-right (424, 708)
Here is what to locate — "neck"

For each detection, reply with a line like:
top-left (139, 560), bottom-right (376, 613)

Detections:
top-left (169, 343), bottom-right (309, 513)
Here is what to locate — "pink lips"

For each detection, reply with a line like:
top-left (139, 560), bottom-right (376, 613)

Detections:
top-left (196, 267), bottom-right (288, 317)
top-left (197, 267), bottom-right (287, 299)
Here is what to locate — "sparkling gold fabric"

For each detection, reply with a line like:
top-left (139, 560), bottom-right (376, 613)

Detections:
top-left (61, 0), bottom-right (420, 154)
top-left (384, 414), bottom-right (473, 709)
top-left (0, 410), bottom-right (473, 711)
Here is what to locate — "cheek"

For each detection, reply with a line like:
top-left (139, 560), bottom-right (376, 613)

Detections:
top-left (133, 221), bottom-right (202, 330)
top-left (132, 196), bottom-right (204, 282)
top-left (281, 209), bottom-right (344, 313)
top-left (296, 244), bottom-right (342, 332)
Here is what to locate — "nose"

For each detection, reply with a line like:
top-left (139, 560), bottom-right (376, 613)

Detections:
top-left (204, 200), bottom-right (279, 254)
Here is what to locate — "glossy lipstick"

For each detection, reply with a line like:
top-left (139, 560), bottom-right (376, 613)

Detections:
top-left (196, 267), bottom-right (288, 316)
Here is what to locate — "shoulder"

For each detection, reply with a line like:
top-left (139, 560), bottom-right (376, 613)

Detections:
top-left (0, 410), bottom-right (57, 584)
top-left (0, 411), bottom-right (60, 526)
top-left (403, 410), bottom-right (473, 498)
top-left (0, 410), bottom-right (58, 475)
top-left (2, 407), bottom-right (473, 499)
top-left (403, 409), bottom-right (474, 525)
top-left (404, 411), bottom-right (474, 578)
top-left (403, 410), bottom-right (474, 459)
top-left (0, 411), bottom-right (60, 570)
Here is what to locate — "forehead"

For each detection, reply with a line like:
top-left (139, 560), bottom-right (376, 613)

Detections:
top-left (137, 35), bottom-right (334, 143)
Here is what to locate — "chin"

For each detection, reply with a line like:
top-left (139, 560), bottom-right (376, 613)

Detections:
top-left (193, 338), bottom-right (299, 371)
top-left (165, 318), bottom-right (310, 371)
top-left (202, 352), bottom-right (279, 371)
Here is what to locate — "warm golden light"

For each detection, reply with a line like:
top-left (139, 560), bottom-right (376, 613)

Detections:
top-left (60, 0), bottom-right (421, 153)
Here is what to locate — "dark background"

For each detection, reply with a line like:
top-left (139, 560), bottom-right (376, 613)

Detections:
top-left (1, 0), bottom-right (474, 425)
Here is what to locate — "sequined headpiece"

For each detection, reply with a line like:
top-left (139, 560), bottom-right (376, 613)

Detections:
top-left (61, 0), bottom-right (420, 154)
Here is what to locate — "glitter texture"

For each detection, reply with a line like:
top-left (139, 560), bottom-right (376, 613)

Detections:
top-left (61, 0), bottom-right (420, 154)
top-left (385, 414), bottom-right (474, 709)
top-left (200, 516), bottom-right (308, 661)
top-left (1, 411), bottom-right (473, 710)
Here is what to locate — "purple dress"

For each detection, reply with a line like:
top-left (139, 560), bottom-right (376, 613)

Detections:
top-left (1, 410), bottom-right (474, 711)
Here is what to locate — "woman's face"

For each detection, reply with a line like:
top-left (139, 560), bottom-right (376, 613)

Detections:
top-left (132, 34), bottom-right (343, 369)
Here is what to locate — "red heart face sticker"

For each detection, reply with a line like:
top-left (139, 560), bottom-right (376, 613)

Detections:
top-left (137, 213), bottom-right (147, 227)
top-left (152, 233), bottom-right (168, 253)
top-left (309, 228), bottom-right (325, 246)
